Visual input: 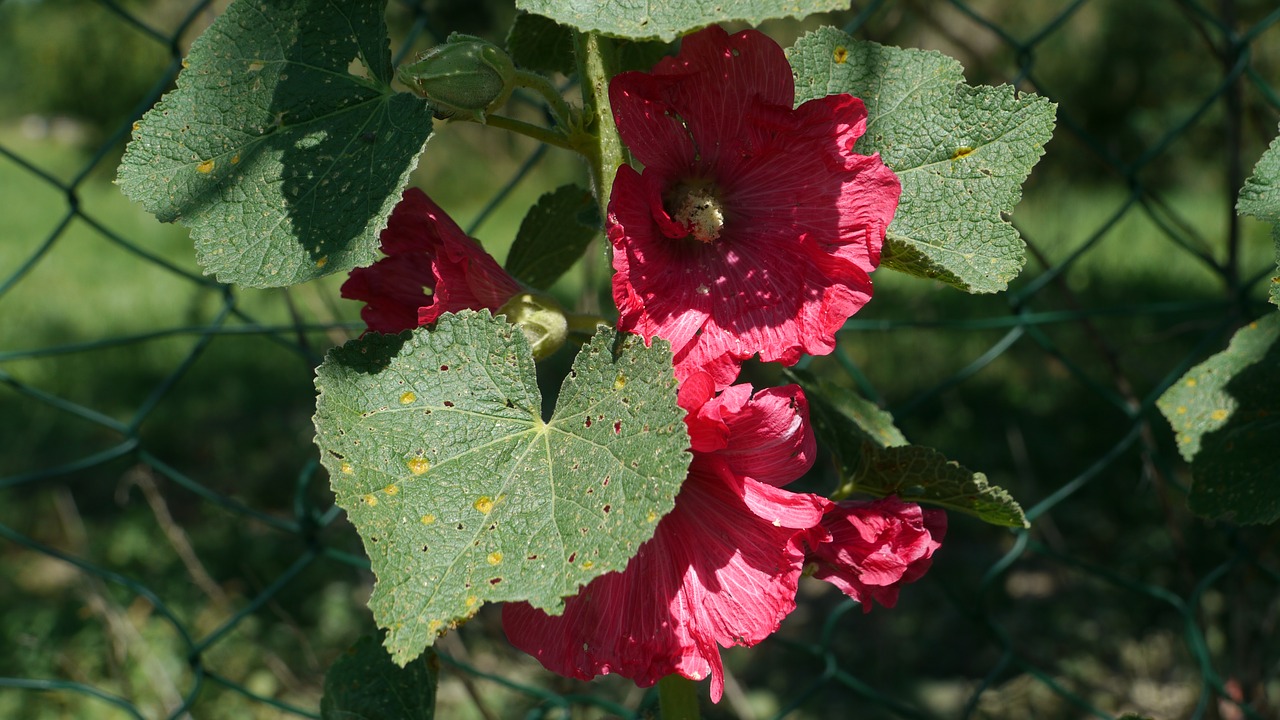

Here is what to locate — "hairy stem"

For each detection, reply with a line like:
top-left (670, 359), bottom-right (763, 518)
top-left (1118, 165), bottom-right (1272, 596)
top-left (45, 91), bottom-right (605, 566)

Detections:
top-left (575, 31), bottom-right (626, 222)
top-left (657, 674), bottom-right (702, 719)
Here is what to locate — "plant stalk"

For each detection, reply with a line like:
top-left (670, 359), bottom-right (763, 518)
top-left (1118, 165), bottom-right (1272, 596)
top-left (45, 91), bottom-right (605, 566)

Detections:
top-left (575, 31), bottom-right (626, 222)
top-left (657, 674), bottom-right (702, 719)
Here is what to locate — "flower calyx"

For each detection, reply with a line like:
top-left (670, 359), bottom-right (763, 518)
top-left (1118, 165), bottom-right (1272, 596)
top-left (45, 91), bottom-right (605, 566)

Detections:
top-left (499, 292), bottom-right (569, 361)
top-left (397, 34), bottom-right (517, 121)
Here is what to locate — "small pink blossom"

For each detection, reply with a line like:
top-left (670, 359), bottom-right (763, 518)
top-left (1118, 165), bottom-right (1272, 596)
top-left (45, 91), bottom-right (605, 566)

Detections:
top-left (503, 375), bottom-right (828, 701)
top-left (341, 188), bottom-right (521, 333)
top-left (807, 496), bottom-right (946, 611)
top-left (608, 25), bottom-right (901, 387)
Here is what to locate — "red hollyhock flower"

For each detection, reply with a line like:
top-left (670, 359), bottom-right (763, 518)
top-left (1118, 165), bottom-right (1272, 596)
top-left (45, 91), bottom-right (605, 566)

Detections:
top-left (807, 496), bottom-right (946, 611)
top-left (341, 188), bottom-right (521, 334)
top-left (608, 25), bottom-right (901, 388)
top-left (503, 373), bottom-right (828, 702)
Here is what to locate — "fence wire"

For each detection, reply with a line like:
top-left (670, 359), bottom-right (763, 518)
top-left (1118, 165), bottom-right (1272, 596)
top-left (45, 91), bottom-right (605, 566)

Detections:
top-left (1, 0), bottom-right (1278, 718)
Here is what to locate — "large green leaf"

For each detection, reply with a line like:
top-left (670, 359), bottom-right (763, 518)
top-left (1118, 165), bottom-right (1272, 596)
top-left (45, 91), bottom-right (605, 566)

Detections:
top-left (505, 184), bottom-right (598, 289)
top-left (1157, 313), bottom-right (1280, 525)
top-left (117, 0), bottom-right (433, 288)
top-left (788, 369), bottom-right (1028, 528)
top-left (514, 0), bottom-right (847, 41)
top-left (788, 29), bottom-right (1056, 293)
top-left (1237, 122), bottom-right (1280, 306)
top-left (314, 311), bottom-right (690, 664)
top-left (321, 634), bottom-right (437, 720)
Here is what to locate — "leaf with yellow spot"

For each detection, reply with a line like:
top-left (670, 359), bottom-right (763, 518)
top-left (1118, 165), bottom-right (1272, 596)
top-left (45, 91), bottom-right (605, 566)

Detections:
top-left (1157, 312), bottom-right (1280, 524)
top-left (117, 0), bottom-right (433, 288)
top-left (788, 29), bottom-right (1057, 293)
top-left (313, 312), bottom-right (690, 665)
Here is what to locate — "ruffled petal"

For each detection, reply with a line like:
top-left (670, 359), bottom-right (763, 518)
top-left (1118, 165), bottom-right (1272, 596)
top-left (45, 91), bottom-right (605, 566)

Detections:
top-left (605, 27), bottom-right (900, 388)
top-left (808, 497), bottom-right (946, 611)
top-left (341, 188), bottom-right (522, 332)
top-left (503, 457), bottom-right (824, 702)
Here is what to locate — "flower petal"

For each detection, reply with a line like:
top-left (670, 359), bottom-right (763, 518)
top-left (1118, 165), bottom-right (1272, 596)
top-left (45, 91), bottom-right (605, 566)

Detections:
top-left (808, 497), bottom-right (946, 611)
top-left (503, 457), bottom-right (823, 702)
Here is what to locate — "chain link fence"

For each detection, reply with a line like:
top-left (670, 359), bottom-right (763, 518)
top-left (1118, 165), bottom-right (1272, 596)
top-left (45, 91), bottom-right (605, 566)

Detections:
top-left (2, 0), bottom-right (1278, 718)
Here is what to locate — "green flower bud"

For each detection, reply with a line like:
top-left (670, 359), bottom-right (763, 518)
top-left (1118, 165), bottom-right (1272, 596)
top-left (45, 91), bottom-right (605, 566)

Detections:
top-left (499, 292), bottom-right (569, 361)
top-left (397, 34), bottom-right (516, 121)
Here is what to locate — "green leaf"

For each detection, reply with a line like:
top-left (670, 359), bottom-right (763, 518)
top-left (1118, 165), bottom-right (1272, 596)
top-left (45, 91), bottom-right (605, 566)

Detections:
top-left (1237, 122), bottom-right (1280, 306)
top-left (117, 0), bottom-right (433, 288)
top-left (788, 369), bottom-right (1028, 528)
top-left (506, 13), bottom-right (671, 75)
top-left (321, 634), bottom-right (437, 720)
top-left (505, 184), bottom-right (598, 288)
top-left (1157, 313), bottom-right (1280, 525)
top-left (788, 29), bottom-right (1056, 293)
top-left (314, 311), bottom-right (690, 664)
top-left (514, 0), bottom-right (847, 42)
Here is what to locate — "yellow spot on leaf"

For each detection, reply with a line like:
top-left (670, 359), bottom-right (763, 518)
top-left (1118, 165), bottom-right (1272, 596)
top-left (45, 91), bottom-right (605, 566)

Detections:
top-left (196, 159), bottom-right (215, 174)
top-left (421, 514), bottom-right (436, 524)
top-left (1211, 409), bottom-right (1229, 421)
top-left (400, 391), bottom-right (417, 404)
top-left (951, 146), bottom-right (975, 161)
top-left (247, 61), bottom-right (265, 72)
top-left (1185, 378), bottom-right (1197, 387)
top-left (361, 494), bottom-right (377, 506)
top-left (646, 511), bottom-right (657, 523)
top-left (833, 46), bottom-right (849, 64)
top-left (428, 620), bottom-right (442, 633)
top-left (486, 551), bottom-right (503, 565)
top-left (407, 457), bottom-right (430, 475)
top-left (465, 595), bottom-right (477, 607)
top-left (1176, 406), bottom-right (1187, 415)
top-left (181, 58), bottom-right (190, 69)
top-left (231, 153), bottom-right (240, 164)
top-left (474, 496), bottom-right (494, 514)
top-left (383, 484), bottom-right (398, 496)
top-left (581, 560), bottom-right (594, 570)
top-left (131, 121), bottom-right (140, 132)
top-left (315, 256), bottom-right (327, 268)
top-left (614, 374), bottom-right (627, 390)
top-left (340, 462), bottom-right (353, 475)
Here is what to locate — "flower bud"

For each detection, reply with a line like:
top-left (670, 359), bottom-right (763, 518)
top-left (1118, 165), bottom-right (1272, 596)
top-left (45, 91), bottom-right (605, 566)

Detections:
top-left (499, 292), bottom-right (568, 361)
top-left (397, 34), bottom-right (516, 121)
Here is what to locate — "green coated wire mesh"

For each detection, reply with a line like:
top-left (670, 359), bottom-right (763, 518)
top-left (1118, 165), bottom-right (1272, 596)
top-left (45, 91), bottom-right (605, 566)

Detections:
top-left (1, 0), bottom-right (1278, 718)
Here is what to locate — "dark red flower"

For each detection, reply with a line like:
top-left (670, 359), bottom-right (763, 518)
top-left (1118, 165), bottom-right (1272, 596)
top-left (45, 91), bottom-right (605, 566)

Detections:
top-left (341, 188), bottom-right (521, 333)
top-left (807, 496), bottom-right (946, 611)
top-left (608, 25), bottom-right (901, 388)
top-left (503, 375), bottom-right (828, 701)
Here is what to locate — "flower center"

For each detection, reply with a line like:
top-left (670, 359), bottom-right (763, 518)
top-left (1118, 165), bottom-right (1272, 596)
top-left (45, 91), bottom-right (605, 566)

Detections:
top-left (669, 182), bottom-right (725, 243)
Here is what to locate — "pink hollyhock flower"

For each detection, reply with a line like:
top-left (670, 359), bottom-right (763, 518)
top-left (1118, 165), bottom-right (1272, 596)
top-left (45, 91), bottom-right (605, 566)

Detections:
top-left (341, 188), bottom-right (521, 334)
top-left (503, 373), bottom-right (829, 702)
top-left (608, 25), bottom-right (902, 388)
top-left (807, 496), bottom-right (946, 611)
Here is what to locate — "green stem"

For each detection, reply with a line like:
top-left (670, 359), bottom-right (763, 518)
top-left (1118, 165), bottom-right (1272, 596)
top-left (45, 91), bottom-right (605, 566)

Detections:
top-left (481, 114), bottom-right (576, 151)
top-left (657, 674), bottom-right (702, 719)
top-left (514, 69), bottom-right (576, 130)
top-left (575, 31), bottom-right (626, 222)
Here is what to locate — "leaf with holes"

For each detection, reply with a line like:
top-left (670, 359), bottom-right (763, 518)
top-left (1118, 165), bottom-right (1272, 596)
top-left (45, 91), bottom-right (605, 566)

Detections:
top-left (505, 184), bottom-right (599, 289)
top-left (514, 0), bottom-right (847, 41)
top-left (1238, 122), bottom-right (1280, 306)
top-left (1157, 313), bottom-right (1280, 525)
top-left (321, 634), bottom-right (437, 720)
top-left (117, 0), bottom-right (433, 288)
top-left (788, 29), bottom-right (1056, 293)
top-left (314, 311), bottom-right (690, 664)
top-left (789, 369), bottom-right (1027, 528)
